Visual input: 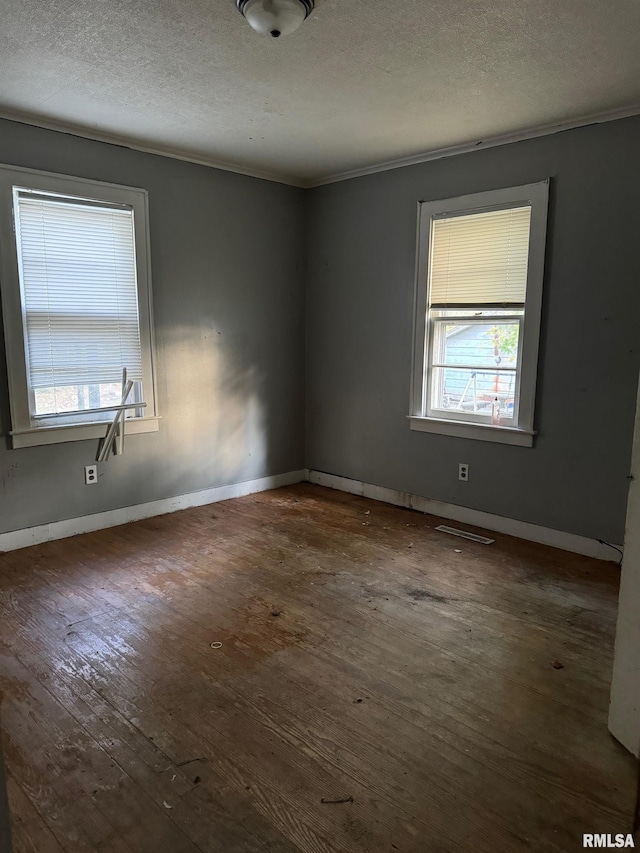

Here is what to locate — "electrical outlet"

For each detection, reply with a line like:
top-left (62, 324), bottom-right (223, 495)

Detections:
top-left (85, 464), bottom-right (98, 485)
top-left (458, 463), bottom-right (469, 482)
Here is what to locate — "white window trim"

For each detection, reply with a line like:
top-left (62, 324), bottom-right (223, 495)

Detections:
top-left (409, 181), bottom-right (549, 447)
top-left (0, 164), bottom-right (159, 447)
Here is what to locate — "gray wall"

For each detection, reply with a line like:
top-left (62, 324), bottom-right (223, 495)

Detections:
top-left (0, 118), bottom-right (305, 535)
top-left (305, 116), bottom-right (640, 544)
top-left (3, 115), bottom-right (640, 545)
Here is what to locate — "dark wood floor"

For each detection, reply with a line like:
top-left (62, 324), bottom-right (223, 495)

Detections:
top-left (0, 483), bottom-right (636, 852)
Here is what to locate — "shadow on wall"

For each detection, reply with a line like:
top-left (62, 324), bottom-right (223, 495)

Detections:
top-left (0, 312), bottom-right (278, 482)
top-left (0, 313), bottom-right (297, 530)
top-left (147, 320), bottom-right (271, 490)
top-left (106, 317), bottom-right (287, 507)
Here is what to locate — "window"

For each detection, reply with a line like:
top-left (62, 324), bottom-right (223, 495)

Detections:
top-left (0, 165), bottom-right (158, 448)
top-left (409, 182), bottom-right (549, 446)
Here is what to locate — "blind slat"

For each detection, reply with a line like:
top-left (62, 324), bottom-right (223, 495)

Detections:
top-left (16, 194), bottom-right (143, 391)
top-left (429, 206), bottom-right (532, 306)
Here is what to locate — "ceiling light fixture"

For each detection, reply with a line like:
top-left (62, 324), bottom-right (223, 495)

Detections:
top-left (236, 0), bottom-right (314, 38)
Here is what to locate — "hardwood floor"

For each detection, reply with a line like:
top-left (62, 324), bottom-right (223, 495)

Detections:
top-left (0, 483), bottom-right (636, 852)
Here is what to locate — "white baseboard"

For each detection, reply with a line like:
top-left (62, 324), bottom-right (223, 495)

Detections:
top-left (0, 469), bottom-right (305, 553)
top-left (0, 467), bottom-right (622, 562)
top-left (306, 469), bottom-right (622, 562)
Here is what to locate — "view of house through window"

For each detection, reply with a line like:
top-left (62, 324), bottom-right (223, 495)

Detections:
top-left (411, 183), bottom-right (548, 444)
top-left (430, 310), bottom-right (522, 423)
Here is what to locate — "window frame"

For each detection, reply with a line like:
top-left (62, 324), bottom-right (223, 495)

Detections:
top-left (409, 181), bottom-right (549, 447)
top-left (0, 164), bottom-right (159, 448)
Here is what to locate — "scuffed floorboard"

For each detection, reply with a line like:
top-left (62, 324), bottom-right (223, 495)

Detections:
top-left (0, 483), bottom-right (635, 852)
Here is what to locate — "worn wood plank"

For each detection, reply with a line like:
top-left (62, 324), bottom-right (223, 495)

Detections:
top-left (4, 773), bottom-right (65, 853)
top-left (0, 483), bottom-right (635, 852)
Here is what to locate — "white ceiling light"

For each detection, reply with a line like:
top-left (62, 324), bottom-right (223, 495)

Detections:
top-left (236, 0), bottom-right (314, 38)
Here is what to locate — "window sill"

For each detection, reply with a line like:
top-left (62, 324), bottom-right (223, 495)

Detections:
top-left (408, 415), bottom-right (534, 447)
top-left (10, 416), bottom-right (160, 449)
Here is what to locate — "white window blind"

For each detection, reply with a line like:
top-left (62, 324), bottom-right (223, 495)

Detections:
top-left (15, 192), bottom-right (143, 395)
top-left (429, 205), bottom-right (532, 307)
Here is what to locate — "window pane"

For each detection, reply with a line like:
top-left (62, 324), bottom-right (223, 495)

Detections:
top-left (34, 380), bottom-right (143, 418)
top-left (431, 366), bottom-right (517, 418)
top-left (433, 320), bottom-right (520, 370)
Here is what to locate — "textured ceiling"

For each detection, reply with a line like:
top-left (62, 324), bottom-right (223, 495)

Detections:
top-left (1, 0), bottom-right (640, 185)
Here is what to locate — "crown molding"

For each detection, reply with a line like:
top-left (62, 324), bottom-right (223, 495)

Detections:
top-left (0, 108), bottom-right (305, 188)
top-left (2, 103), bottom-right (640, 191)
top-left (302, 103), bottom-right (640, 188)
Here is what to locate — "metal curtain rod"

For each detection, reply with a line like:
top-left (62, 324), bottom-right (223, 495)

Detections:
top-left (97, 376), bottom-right (133, 462)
